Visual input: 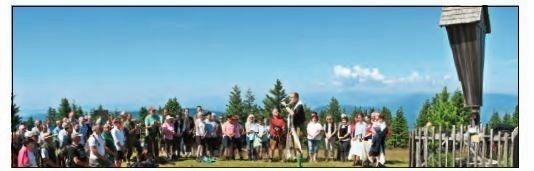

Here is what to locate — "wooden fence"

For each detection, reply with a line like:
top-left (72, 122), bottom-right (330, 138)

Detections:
top-left (409, 124), bottom-right (518, 167)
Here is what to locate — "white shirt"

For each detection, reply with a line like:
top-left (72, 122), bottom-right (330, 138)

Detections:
top-left (307, 122), bottom-right (324, 140)
top-left (58, 129), bottom-right (68, 147)
top-left (258, 124), bottom-right (269, 141)
top-left (373, 121), bottom-right (386, 132)
top-left (41, 148), bottom-right (49, 159)
top-left (245, 122), bottom-right (259, 133)
top-left (195, 119), bottom-right (206, 136)
top-left (111, 127), bottom-right (125, 151)
top-left (87, 133), bottom-right (106, 160)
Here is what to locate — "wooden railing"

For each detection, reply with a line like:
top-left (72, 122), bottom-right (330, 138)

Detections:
top-left (409, 125), bottom-right (518, 167)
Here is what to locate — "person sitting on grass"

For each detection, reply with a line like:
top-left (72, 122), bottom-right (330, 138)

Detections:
top-left (306, 112), bottom-right (323, 163)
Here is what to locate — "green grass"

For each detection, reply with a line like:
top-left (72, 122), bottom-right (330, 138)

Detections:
top-left (149, 148), bottom-right (409, 167)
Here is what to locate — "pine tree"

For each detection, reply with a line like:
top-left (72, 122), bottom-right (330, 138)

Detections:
top-left (512, 104), bottom-right (518, 128)
top-left (76, 106), bottom-right (84, 117)
top-left (323, 97), bottom-right (342, 124)
top-left (58, 98), bottom-right (71, 119)
top-left (91, 105), bottom-right (108, 120)
top-left (226, 85), bottom-right (244, 122)
top-left (164, 97), bottom-right (182, 116)
top-left (390, 107), bottom-right (409, 148)
top-left (139, 106), bottom-right (149, 121)
top-left (47, 107), bottom-right (58, 122)
top-left (352, 106), bottom-right (364, 117)
top-left (262, 79), bottom-right (288, 119)
top-left (11, 95), bottom-right (22, 131)
top-left (488, 111), bottom-right (501, 129)
top-left (380, 106), bottom-right (392, 126)
top-left (157, 106), bottom-right (163, 115)
top-left (451, 89), bottom-right (469, 126)
top-left (416, 100), bottom-right (431, 127)
top-left (243, 88), bottom-right (262, 118)
top-left (502, 113), bottom-right (513, 127)
top-left (25, 116), bottom-right (35, 129)
top-left (428, 87), bottom-right (456, 128)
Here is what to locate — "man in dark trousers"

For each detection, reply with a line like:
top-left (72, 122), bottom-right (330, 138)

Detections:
top-left (281, 92), bottom-right (305, 165)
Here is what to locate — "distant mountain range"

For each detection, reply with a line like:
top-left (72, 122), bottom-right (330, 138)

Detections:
top-left (309, 93), bottom-right (517, 128)
top-left (19, 93), bottom-right (517, 129)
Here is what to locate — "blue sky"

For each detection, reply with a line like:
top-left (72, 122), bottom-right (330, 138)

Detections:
top-left (13, 7), bottom-right (518, 114)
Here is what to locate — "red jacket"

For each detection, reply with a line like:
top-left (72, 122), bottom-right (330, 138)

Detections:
top-left (269, 116), bottom-right (286, 137)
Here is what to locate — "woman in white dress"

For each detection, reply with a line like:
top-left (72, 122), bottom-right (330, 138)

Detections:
top-left (349, 113), bottom-right (367, 166)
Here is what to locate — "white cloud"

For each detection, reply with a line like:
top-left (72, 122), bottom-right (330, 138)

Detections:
top-left (443, 74), bottom-right (452, 81)
top-left (334, 65), bottom-right (386, 83)
top-left (332, 65), bottom-right (454, 88)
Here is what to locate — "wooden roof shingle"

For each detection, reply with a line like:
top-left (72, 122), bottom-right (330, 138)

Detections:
top-left (439, 6), bottom-right (491, 33)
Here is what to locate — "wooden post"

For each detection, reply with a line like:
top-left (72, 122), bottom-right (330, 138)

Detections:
top-left (411, 130), bottom-right (416, 167)
top-left (467, 126), bottom-right (471, 167)
top-left (445, 132), bottom-right (449, 167)
top-left (408, 131), bottom-right (413, 167)
top-left (473, 131), bottom-right (480, 167)
top-left (511, 127), bottom-right (518, 167)
top-left (504, 132), bottom-right (509, 167)
top-left (481, 128), bottom-right (486, 167)
top-left (489, 129), bottom-right (493, 166)
top-left (424, 126), bottom-right (430, 167)
top-left (416, 128), bottom-right (421, 167)
top-left (497, 131), bottom-right (501, 166)
top-left (460, 125), bottom-right (465, 166)
top-left (438, 125), bottom-right (442, 167)
top-left (452, 125), bottom-right (456, 167)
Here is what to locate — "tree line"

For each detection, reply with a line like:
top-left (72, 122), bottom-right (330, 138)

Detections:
top-left (14, 83), bottom-right (517, 149)
top-left (415, 87), bottom-right (518, 131)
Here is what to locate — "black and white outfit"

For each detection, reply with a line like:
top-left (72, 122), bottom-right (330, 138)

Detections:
top-left (323, 122), bottom-right (337, 160)
top-left (291, 101), bottom-right (306, 128)
top-left (337, 123), bottom-right (351, 162)
top-left (370, 121), bottom-right (387, 166)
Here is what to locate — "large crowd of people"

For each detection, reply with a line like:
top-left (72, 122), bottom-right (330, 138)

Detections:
top-left (12, 92), bottom-right (388, 167)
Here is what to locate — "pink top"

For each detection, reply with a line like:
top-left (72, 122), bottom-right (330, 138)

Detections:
top-left (223, 122), bottom-right (242, 138)
top-left (17, 146), bottom-right (30, 167)
top-left (224, 122), bottom-right (235, 137)
top-left (161, 122), bottom-right (175, 140)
